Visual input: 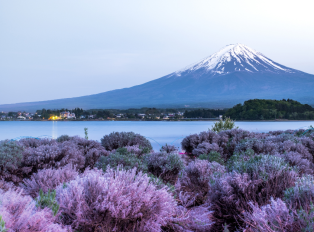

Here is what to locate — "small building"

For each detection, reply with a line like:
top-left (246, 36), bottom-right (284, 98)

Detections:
top-left (138, 114), bottom-right (146, 119)
top-left (80, 115), bottom-right (85, 119)
top-left (60, 111), bottom-right (76, 119)
top-left (17, 116), bottom-right (26, 120)
top-left (219, 115), bottom-right (223, 120)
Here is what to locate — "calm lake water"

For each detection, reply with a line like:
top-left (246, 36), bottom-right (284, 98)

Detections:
top-left (1, 121), bottom-right (314, 151)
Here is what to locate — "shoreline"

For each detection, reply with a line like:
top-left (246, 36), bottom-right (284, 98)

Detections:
top-left (1, 119), bottom-right (314, 122)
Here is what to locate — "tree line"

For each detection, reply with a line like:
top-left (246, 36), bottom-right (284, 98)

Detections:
top-left (224, 99), bottom-right (314, 120)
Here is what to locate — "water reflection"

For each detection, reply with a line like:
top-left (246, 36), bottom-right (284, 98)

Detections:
top-left (52, 121), bottom-right (58, 139)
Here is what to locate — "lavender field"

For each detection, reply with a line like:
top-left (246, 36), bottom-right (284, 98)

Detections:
top-left (1, 124), bottom-right (314, 231)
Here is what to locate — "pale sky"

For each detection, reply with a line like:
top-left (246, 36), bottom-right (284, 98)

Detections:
top-left (1, 0), bottom-right (314, 104)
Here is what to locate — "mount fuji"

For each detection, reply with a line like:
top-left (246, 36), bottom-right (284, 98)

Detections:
top-left (1, 44), bottom-right (314, 111)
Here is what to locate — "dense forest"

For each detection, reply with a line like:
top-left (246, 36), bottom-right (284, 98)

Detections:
top-left (184, 109), bottom-right (227, 118)
top-left (224, 99), bottom-right (314, 120)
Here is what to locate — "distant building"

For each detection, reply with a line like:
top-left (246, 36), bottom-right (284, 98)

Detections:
top-left (80, 115), bottom-right (85, 119)
top-left (60, 111), bottom-right (76, 119)
top-left (163, 116), bottom-right (169, 120)
top-left (17, 116), bottom-right (26, 120)
top-left (138, 114), bottom-right (146, 119)
top-left (219, 115), bottom-right (223, 120)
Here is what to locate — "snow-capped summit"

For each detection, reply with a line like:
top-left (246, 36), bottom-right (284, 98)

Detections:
top-left (175, 43), bottom-right (296, 76)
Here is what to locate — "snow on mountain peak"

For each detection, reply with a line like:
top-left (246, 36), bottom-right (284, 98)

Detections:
top-left (174, 44), bottom-right (296, 76)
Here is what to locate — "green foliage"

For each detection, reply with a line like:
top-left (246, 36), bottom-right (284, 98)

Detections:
top-left (147, 173), bottom-right (176, 194)
top-left (296, 203), bottom-right (314, 232)
top-left (225, 99), bottom-right (314, 120)
top-left (223, 223), bottom-right (230, 232)
top-left (198, 151), bottom-right (224, 165)
top-left (0, 140), bottom-right (23, 172)
top-left (184, 108), bottom-right (227, 118)
top-left (141, 147), bottom-right (151, 155)
top-left (84, 128), bottom-right (88, 140)
top-left (95, 152), bottom-right (148, 173)
top-left (228, 153), bottom-right (293, 181)
top-left (298, 125), bottom-right (314, 137)
top-left (211, 117), bottom-right (238, 132)
top-left (36, 189), bottom-right (60, 216)
top-left (37, 108), bottom-right (84, 119)
top-left (0, 216), bottom-right (7, 232)
top-left (116, 147), bottom-right (128, 155)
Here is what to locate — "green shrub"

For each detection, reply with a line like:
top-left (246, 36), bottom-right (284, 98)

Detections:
top-left (95, 152), bottom-right (147, 173)
top-left (198, 151), bottom-right (224, 165)
top-left (0, 140), bottom-right (24, 182)
top-left (0, 216), bottom-right (7, 232)
top-left (36, 189), bottom-right (60, 216)
top-left (147, 173), bottom-right (175, 194)
top-left (211, 117), bottom-right (238, 133)
top-left (84, 128), bottom-right (88, 140)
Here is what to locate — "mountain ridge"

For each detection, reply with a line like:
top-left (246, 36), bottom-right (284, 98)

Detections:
top-left (1, 44), bottom-right (314, 112)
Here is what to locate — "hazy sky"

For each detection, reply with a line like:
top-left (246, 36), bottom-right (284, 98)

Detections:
top-left (1, 0), bottom-right (314, 104)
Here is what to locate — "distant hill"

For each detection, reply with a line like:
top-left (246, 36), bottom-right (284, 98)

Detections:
top-left (1, 43), bottom-right (314, 112)
top-left (224, 99), bottom-right (314, 120)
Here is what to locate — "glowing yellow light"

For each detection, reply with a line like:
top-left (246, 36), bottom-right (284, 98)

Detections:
top-left (48, 116), bottom-right (60, 121)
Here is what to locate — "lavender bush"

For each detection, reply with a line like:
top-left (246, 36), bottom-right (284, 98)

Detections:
top-left (19, 137), bottom-right (57, 148)
top-left (56, 166), bottom-right (176, 231)
top-left (101, 131), bottom-right (152, 151)
top-left (176, 159), bottom-right (225, 206)
top-left (145, 152), bottom-right (184, 184)
top-left (160, 144), bottom-right (179, 154)
top-left (0, 140), bottom-right (24, 183)
top-left (209, 154), bottom-right (297, 231)
top-left (284, 175), bottom-right (314, 211)
top-left (3, 137), bottom-right (108, 184)
top-left (0, 189), bottom-right (69, 231)
top-left (56, 134), bottom-right (72, 142)
top-left (243, 198), bottom-right (298, 232)
top-left (64, 136), bottom-right (109, 169)
top-left (22, 165), bottom-right (79, 198)
top-left (165, 204), bottom-right (214, 232)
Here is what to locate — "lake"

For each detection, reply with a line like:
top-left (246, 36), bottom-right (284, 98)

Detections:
top-left (1, 121), bottom-right (314, 151)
